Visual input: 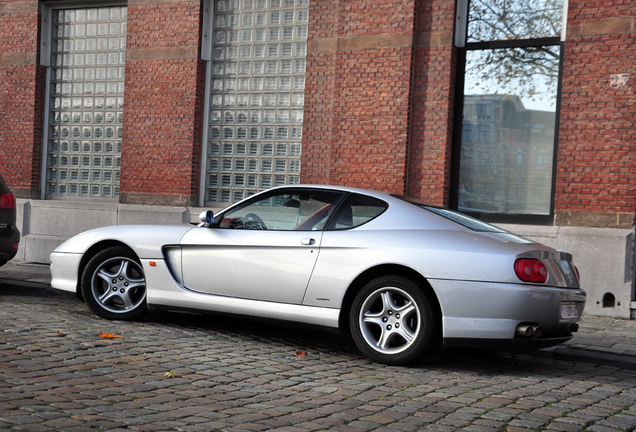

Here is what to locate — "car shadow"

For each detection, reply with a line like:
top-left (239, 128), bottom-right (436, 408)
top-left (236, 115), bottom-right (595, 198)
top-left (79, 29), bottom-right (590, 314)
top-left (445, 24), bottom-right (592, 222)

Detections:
top-left (139, 309), bottom-right (589, 376)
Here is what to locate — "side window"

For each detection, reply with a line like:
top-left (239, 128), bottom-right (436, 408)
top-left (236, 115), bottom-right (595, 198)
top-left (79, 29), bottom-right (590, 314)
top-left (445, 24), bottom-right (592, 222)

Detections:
top-left (218, 189), bottom-right (345, 231)
top-left (330, 194), bottom-right (387, 230)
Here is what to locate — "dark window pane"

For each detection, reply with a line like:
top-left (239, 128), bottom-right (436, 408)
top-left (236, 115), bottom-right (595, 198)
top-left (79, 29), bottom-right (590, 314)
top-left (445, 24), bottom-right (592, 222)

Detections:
top-left (329, 194), bottom-right (388, 230)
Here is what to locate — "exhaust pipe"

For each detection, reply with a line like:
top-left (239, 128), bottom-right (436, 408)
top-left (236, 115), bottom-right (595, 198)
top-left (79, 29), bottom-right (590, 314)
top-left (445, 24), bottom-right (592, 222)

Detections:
top-left (532, 326), bottom-right (542, 337)
top-left (570, 323), bottom-right (579, 333)
top-left (516, 325), bottom-right (534, 337)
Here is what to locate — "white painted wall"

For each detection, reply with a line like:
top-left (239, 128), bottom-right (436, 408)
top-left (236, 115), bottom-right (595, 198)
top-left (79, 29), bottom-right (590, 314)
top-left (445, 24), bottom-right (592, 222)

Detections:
top-left (497, 224), bottom-right (634, 318)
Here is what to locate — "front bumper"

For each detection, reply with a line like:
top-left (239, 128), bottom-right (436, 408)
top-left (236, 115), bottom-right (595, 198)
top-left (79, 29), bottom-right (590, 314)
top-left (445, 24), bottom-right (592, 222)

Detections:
top-left (49, 251), bottom-right (83, 296)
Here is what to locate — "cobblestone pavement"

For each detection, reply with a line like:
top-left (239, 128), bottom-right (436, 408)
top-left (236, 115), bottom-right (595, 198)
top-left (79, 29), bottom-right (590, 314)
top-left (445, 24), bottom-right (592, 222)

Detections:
top-left (2, 294), bottom-right (636, 432)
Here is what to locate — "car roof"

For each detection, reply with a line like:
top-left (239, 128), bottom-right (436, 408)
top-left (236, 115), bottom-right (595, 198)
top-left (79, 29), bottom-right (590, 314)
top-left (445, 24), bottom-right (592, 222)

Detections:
top-left (266, 184), bottom-right (398, 201)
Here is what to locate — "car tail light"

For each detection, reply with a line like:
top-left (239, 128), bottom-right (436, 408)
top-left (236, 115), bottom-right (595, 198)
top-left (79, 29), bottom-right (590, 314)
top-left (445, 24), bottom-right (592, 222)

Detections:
top-left (0, 192), bottom-right (16, 209)
top-left (514, 258), bottom-right (548, 283)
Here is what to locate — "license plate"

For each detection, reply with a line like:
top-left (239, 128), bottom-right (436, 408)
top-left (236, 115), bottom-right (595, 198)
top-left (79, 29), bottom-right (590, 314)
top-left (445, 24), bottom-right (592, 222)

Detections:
top-left (561, 303), bottom-right (579, 320)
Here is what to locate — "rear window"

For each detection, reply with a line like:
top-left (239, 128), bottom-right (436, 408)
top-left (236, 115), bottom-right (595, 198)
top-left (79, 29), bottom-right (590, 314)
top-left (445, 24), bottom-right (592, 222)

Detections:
top-left (394, 196), bottom-right (507, 233)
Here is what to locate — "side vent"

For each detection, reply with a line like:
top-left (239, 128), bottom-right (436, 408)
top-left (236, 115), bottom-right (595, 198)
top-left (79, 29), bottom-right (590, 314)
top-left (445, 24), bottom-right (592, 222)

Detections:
top-left (163, 246), bottom-right (184, 286)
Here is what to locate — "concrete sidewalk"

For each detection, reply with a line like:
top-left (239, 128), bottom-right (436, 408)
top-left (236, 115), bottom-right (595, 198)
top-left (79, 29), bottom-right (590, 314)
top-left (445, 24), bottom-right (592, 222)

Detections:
top-left (2, 261), bottom-right (636, 369)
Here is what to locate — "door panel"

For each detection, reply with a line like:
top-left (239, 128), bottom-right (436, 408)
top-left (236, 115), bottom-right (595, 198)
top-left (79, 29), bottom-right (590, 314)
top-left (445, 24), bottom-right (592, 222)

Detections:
top-left (180, 228), bottom-right (321, 304)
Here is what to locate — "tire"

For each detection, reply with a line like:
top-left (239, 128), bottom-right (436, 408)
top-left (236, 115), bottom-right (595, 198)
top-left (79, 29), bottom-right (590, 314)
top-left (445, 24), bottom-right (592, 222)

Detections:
top-left (350, 275), bottom-right (439, 365)
top-left (81, 246), bottom-right (148, 321)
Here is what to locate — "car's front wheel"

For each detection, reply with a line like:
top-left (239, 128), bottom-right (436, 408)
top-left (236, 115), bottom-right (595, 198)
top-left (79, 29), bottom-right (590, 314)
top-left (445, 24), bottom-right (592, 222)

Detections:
top-left (350, 275), bottom-right (439, 365)
top-left (81, 246), bottom-right (148, 321)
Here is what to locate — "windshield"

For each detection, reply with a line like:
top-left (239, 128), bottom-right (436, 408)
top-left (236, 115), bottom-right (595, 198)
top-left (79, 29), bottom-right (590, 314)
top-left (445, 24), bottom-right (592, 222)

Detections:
top-left (394, 195), bottom-right (508, 233)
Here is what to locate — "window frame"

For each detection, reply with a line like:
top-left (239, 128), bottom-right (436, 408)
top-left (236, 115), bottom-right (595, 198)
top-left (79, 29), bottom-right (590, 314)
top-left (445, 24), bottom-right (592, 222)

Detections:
top-left (325, 193), bottom-right (389, 231)
top-left (213, 187), bottom-right (347, 231)
top-left (199, 0), bottom-right (310, 207)
top-left (212, 188), bottom-right (389, 232)
top-left (450, 1), bottom-right (566, 225)
top-left (39, 0), bottom-right (128, 202)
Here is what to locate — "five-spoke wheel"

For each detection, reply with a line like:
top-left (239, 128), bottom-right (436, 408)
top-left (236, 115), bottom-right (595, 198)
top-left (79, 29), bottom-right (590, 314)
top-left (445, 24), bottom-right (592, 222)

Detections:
top-left (350, 276), bottom-right (439, 365)
top-left (81, 246), bottom-right (148, 320)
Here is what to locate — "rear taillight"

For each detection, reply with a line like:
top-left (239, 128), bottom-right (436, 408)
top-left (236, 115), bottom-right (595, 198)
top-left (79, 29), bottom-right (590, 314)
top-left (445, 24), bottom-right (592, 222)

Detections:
top-left (0, 192), bottom-right (16, 209)
top-left (514, 258), bottom-right (548, 283)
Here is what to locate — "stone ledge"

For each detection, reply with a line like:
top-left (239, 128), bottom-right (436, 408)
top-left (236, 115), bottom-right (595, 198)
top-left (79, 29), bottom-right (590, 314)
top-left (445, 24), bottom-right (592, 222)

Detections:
top-left (555, 210), bottom-right (635, 229)
top-left (0, 1), bottom-right (38, 14)
top-left (309, 33), bottom-right (414, 53)
top-left (129, 0), bottom-right (199, 5)
top-left (119, 192), bottom-right (198, 207)
top-left (0, 53), bottom-right (37, 66)
top-left (568, 17), bottom-right (636, 38)
top-left (126, 46), bottom-right (199, 62)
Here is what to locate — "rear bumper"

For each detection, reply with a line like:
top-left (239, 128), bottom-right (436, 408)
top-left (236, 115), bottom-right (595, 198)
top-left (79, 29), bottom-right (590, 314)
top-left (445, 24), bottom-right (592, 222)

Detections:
top-left (430, 279), bottom-right (585, 346)
top-left (0, 224), bottom-right (20, 265)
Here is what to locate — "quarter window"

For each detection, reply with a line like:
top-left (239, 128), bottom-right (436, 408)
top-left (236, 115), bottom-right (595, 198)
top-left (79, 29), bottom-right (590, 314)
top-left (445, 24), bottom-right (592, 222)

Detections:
top-left (329, 195), bottom-right (388, 230)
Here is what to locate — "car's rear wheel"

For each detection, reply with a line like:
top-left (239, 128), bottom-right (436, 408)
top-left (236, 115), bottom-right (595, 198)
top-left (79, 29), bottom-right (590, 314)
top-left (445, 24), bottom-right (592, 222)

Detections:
top-left (350, 275), bottom-right (439, 365)
top-left (81, 246), bottom-right (148, 321)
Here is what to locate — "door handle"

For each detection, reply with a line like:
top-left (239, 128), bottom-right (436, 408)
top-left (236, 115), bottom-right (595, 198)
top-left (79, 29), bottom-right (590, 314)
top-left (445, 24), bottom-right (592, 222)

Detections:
top-left (301, 238), bottom-right (315, 246)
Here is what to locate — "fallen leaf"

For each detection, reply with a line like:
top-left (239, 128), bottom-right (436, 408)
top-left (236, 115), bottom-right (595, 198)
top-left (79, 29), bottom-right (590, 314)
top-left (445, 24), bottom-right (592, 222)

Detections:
top-left (164, 372), bottom-right (176, 379)
top-left (56, 330), bottom-right (64, 336)
top-left (99, 331), bottom-right (123, 339)
top-left (295, 350), bottom-right (306, 358)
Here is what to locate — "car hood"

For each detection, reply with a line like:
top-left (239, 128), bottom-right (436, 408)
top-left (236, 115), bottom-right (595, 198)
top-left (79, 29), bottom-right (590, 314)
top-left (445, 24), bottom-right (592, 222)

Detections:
top-left (53, 224), bottom-right (196, 259)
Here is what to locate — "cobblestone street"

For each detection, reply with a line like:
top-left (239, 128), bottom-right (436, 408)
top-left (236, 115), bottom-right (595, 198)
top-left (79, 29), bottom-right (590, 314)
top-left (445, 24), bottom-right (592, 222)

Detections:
top-left (2, 294), bottom-right (636, 432)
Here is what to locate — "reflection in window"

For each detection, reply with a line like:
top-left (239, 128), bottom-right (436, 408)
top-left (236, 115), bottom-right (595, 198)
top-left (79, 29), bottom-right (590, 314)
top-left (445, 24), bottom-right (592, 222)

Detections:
top-left (467, 0), bottom-right (563, 42)
top-left (458, 91), bottom-right (556, 215)
top-left (456, 0), bottom-right (563, 218)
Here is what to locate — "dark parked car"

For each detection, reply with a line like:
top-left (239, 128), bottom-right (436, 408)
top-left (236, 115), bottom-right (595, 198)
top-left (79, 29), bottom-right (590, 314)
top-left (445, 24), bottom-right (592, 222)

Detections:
top-left (0, 174), bottom-right (20, 267)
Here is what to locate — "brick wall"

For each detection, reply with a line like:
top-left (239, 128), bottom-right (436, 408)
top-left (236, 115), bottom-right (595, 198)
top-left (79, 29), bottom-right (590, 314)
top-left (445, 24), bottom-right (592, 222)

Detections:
top-left (302, 0), bottom-right (456, 199)
top-left (556, 1), bottom-right (636, 228)
top-left (302, 1), bottom-right (338, 186)
top-left (1, 0), bottom-right (632, 229)
top-left (119, 0), bottom-right (205, 206)
top-left (0, 1), bottom-right (43, 198)
top-left (302, 0), bottom-right (416, 194)
top-left (407, 0), bottom-right (456, 206)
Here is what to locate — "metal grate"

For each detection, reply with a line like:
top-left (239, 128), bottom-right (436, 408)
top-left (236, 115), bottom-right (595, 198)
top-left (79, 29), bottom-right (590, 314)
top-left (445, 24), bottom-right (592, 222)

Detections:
top-left (46, 6), bottom-right (127, 199)
top-left (205, 0), bottom-right (308, 204)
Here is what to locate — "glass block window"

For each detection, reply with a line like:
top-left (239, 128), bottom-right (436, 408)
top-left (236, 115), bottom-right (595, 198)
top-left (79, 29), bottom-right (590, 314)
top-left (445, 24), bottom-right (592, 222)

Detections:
top-left (206, 0), bottom-right (308, 204)
top-left (46, 6), bottom-right (127, 199)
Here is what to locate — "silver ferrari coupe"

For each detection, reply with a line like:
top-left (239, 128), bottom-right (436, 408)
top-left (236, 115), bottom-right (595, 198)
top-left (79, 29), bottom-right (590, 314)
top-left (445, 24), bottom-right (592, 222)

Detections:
top-left (50, 185), bottom-right (585, 365)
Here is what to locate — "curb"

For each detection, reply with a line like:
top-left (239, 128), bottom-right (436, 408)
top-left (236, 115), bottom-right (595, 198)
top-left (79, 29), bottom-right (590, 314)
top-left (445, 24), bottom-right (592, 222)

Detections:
top-left (533, 346), bottom-right (636, 370)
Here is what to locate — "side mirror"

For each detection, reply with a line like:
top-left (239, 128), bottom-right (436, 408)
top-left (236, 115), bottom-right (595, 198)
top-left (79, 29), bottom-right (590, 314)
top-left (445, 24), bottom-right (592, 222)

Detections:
top-left (198, 210), bottom-right (214, 227)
